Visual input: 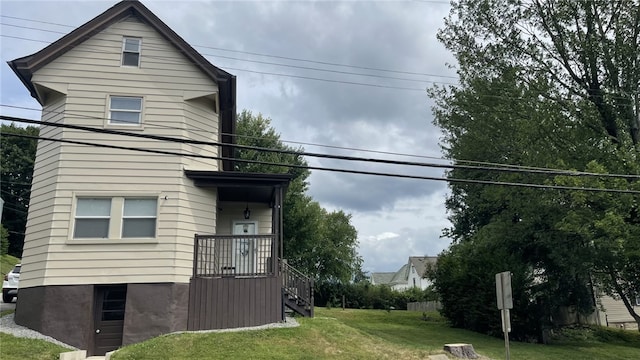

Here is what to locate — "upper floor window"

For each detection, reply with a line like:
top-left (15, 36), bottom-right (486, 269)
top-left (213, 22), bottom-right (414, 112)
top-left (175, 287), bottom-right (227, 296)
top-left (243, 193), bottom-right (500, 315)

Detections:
top-left (122, 37), bottom-right (141, 67)
top-left (109, 96), bottom-right (142, 125)
top-left (74, 198), bottom-right (111, 238)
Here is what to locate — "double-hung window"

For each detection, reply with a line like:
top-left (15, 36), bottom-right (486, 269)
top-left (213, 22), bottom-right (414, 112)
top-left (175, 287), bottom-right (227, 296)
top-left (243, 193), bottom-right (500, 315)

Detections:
top-left (74, 198), bottom-right (111, 238)
top-left (109, 96), bottom-right (142, 125)
top-left (122, 37), bottom-right (141, 67)
top-left (122, 198), bottom-right (157, 238)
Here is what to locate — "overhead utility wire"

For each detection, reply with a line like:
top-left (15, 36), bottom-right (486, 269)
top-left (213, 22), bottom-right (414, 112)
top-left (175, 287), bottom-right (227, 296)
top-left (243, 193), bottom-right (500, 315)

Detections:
top-left (5, 34), bottom-right (639, 102)
top-left (5, 18), bottom-right (640, 98)
top-left (3, 132), bottom-right (638, 195)
top-left (0, 15), bottom-right (458, 79)
top-left (2, 115), bottom-right (639, 180)
top-left (1, 104), bottom-right (627, 175)
top-left (0, 23), bottom-right (455, 85)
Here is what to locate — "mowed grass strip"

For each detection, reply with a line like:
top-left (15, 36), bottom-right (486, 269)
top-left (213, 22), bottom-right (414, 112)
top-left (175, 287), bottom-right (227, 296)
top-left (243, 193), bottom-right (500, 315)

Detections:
top-left (2, 307), bottom-right (638, 359)
top-left (0, 333), bottom-right (72, 360)
top-left (325, 309), bottom-right (640, 360)
top-left (112, 314), bottom-right (431, 360)
top-left (113, 308), bottom-right (640, 360)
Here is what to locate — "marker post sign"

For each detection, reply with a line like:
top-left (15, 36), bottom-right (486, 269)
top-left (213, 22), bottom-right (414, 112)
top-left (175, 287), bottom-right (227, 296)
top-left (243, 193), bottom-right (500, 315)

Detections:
top-left (496, 271), bottom-right (512, 360)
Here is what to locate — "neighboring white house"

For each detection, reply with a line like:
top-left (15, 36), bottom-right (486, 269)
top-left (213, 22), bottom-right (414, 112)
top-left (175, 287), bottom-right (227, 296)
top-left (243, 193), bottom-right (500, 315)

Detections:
top-left (596, 293), bottom-right (640, 330)
top-left (8, 0), bottom-right (311, 356)
top-left (371, 256), bottom-right (436, 291)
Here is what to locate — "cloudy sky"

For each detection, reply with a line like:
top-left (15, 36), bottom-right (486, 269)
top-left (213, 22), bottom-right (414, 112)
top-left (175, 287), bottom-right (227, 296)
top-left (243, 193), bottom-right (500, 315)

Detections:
top-left (0, 0), bottom-right (458, 273)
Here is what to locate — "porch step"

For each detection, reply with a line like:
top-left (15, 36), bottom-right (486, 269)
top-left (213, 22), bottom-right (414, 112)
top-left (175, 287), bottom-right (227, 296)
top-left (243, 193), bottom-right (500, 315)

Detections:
top-left (283, 295), bottom-right (313, 317)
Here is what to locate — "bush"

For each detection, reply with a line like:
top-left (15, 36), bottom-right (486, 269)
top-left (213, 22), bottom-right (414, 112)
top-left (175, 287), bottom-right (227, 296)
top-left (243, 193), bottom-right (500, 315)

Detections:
top-left (314, 280), bottom-right (435, 310)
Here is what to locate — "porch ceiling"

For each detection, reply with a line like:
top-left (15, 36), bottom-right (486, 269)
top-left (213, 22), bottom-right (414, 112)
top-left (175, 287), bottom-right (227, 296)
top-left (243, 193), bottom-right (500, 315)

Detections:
top-left (184, 170), bottom-right (292, 203)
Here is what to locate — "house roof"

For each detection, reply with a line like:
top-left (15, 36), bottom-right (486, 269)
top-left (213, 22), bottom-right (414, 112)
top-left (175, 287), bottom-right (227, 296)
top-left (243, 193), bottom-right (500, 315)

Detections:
top-left (184, 170), bottom-right (292, 203)
top-left (409, 256), bottom-right (438, 278)
top-left (389, 263), bottom-right (410, 285)
top-left (371, 256), bottom-right (438, 287)
top-left (370, 272), bottom-right (395, 285)
top-left (7, 0), bottom-right (237, 170)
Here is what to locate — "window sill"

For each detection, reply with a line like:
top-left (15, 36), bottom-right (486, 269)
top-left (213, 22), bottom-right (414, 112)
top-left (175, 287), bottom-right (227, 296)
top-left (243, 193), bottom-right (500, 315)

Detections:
top-left (105, 123), bottom-right (145, 131)
top-left (67, 238), bottom-right (158, 245)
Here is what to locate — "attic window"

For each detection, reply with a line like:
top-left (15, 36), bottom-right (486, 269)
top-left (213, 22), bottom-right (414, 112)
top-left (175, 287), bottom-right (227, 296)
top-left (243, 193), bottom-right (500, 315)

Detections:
top-left (122, 37), bottom-right (141, 67)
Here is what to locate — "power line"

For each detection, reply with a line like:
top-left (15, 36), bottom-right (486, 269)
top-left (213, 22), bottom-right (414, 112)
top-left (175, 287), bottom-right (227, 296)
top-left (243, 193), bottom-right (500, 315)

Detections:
top-left (3, 131), bottom-right (638, 194)
top-left (0, 22), bottom-right (456, 84)
top-left (1, 15), bottom-right (459, 80)
top-left (2, 107), bottom-right (639, 179)
top-left (3, 114), bottom-right (639, 180)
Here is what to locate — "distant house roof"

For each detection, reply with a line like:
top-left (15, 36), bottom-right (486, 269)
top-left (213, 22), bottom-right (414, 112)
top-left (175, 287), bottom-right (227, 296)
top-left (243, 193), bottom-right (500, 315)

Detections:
top-left (370, 272), bottom-right (395, 285)
top-left (371, 256), bottom-right (438, 287)
top-left (409, 256), bottom-right (438, 278)
top-left (7, 0), bottom-right (237, 170)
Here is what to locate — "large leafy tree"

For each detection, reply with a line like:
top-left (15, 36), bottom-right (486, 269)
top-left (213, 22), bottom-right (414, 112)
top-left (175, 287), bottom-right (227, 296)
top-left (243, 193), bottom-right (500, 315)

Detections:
top-left (235, 110), bottom-right (362, 283)
top-left (430, 0), bottom-right (640, 335)
top-left (1, 123), bottom-right (38, 258)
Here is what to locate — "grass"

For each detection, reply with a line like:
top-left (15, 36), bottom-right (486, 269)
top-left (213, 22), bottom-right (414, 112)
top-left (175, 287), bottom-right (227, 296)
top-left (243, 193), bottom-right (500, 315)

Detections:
top-left (1, 254), bottom-right (20, 278)
top-left (111, 308), bottom-right (640, 360)
top-left (1, 307), bottom-right (638, 359)
top-left (0, 333), bottom-right (72, 360)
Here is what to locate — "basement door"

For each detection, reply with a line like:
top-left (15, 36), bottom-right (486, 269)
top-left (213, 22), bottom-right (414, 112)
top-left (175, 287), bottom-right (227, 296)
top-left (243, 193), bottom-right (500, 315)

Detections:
top-left (92, 285), bottom-right (127, 356)
top-left (233, 221), bottom-right (257, 274)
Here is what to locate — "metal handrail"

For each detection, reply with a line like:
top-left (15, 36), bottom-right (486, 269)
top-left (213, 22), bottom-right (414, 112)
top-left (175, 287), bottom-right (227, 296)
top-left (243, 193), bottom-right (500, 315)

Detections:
top-left (281, 260), bottom-right (314, 309)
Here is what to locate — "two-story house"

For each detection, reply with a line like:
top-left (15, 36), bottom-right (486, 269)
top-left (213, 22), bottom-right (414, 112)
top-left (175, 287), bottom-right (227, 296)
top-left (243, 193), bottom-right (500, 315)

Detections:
top-left (370, 256), bottom-right (436, 291)
top-left (8, 0), bottom-right (312, 356)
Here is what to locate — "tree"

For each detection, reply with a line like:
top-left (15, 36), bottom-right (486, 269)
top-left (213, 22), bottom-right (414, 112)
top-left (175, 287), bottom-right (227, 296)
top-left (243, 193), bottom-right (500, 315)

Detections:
top-left (235, 110), bottom-right (362, 282)
top-left (1, 123), bottom-right (39, 258)
top-left (430, 0), bottom-right (640, 335)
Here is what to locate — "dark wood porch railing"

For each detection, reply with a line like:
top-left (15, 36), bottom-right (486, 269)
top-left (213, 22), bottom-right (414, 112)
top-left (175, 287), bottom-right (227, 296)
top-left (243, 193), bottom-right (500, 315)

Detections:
top-left (193, 234), bottom-right (277, 277)
top-left (281, 260), bottom-right (314, 317)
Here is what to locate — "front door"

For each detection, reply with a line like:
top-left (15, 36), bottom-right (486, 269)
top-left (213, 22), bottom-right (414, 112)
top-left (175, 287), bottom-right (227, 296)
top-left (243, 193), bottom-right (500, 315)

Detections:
top-left (93, 285), bottom-right (127, 356)
top-left (233, 221), bottom-right (257, 274)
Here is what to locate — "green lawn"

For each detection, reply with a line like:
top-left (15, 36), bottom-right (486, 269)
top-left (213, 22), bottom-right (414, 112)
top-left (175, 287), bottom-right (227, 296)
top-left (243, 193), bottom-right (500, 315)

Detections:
top-left (111, 308), bottom-right (640, 360)
top-left (0, 333), bottom-right (72, 360)
top-left (1, 307), bottom-right (638, 359)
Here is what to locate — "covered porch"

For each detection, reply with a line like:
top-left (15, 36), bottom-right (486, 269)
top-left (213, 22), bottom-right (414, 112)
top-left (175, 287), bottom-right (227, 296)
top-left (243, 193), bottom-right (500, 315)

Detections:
top-left (184, 171), bottom-right (312, 330)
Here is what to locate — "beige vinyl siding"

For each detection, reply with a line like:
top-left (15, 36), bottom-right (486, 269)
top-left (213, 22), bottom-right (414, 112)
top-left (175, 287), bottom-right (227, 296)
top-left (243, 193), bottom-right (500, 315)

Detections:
top-left (20, 97), bottom-right (66, 288)
top-left (217, 202), bottom-right (273, 235)
top-left (183, 97), bottom-right (219, 170)
top-left (20, 15), bottom-right (220, 287)
top-left (172, 181), bottom-right (217, 278)
top-left (600, 295), bottom-right (640, 326)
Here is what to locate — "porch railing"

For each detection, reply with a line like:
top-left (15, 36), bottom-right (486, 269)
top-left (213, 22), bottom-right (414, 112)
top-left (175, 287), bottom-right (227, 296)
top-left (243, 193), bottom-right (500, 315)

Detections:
top-left (193, 234), bottom-right (277, 277)
top-left (281, 260), bottom-right (314, 317)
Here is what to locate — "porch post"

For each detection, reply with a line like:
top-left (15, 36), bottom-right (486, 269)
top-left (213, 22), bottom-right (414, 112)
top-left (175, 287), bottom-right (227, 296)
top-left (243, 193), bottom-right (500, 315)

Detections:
top-left (192, 234), bottom-right (198, 279)
top-left (278, 185), bottom-right (284, 263)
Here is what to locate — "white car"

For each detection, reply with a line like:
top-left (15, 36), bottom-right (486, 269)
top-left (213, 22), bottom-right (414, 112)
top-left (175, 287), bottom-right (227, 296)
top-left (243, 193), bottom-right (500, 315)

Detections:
top-left (2, 264), bottom-right (20, 303)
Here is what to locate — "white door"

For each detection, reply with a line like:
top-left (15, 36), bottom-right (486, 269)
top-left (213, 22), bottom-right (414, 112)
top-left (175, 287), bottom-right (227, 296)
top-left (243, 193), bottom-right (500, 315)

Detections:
top-left (232, 221), bottom-right (257, 274)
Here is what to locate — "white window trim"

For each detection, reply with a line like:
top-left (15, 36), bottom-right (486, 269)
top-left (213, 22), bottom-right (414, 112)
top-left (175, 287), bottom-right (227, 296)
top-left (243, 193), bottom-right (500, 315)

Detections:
top-left (68, 192), bottom-right (160, 244)
top-left (122, 36), bottom-right (141, 67)
top-left (73, 198), bottom-right (111, 239)
top-left (105, 94), bottom-right (146, 130)
top-left (121, 198), bottom-right (158, 239)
